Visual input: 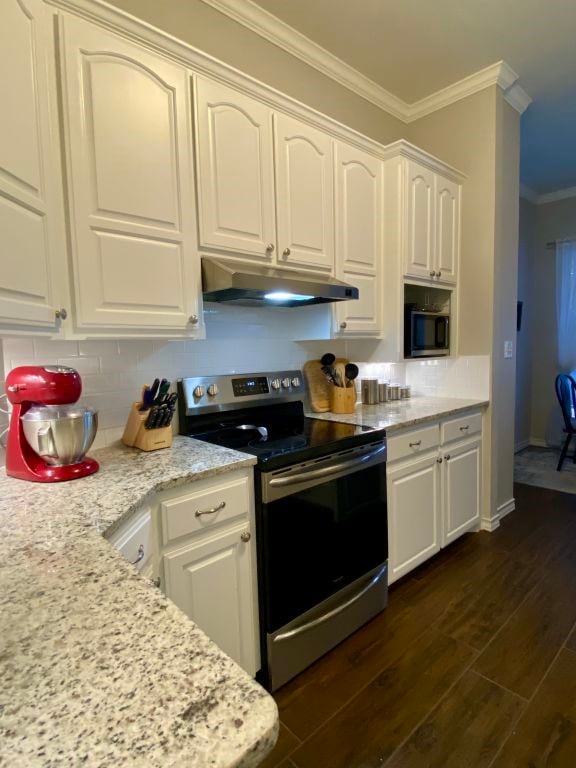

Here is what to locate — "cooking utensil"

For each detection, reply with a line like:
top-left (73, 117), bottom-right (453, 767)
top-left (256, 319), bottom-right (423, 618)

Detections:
top-left (21, 405), bottom-right (98, 466)
top-left (320, 353), bottom-right (335, 367)
top-left (344, 363), bottom-right (359, 388)
top-left (333, 362), bottom-right (346, 388)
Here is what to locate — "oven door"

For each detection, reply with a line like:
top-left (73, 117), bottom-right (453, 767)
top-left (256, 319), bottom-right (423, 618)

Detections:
top-left (257, 440), bottom-right (388, 688)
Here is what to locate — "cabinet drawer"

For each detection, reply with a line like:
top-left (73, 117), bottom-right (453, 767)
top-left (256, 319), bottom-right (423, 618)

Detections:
top-left (441, 411), bottom-right (482, 445)
top-left (161, 474), bottom-right (250, 545)
top-left (387, 423), bottom-right (439, 462)
top-left (107, 506), bottom-right (153, 573)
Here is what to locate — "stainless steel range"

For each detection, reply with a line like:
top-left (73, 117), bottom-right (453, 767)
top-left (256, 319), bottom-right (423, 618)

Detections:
top-left (178, 370), bottom-right (388, 690)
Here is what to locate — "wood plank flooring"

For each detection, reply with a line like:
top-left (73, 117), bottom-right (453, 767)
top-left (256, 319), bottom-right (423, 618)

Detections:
top-left (262, 483), bottom-right (576, 768)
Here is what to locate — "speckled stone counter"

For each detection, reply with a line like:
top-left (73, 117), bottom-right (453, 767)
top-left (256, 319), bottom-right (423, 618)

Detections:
top-left (0, 436), bottom-right (278, 768)
top-left (307, 395), bottom-right (489, 431)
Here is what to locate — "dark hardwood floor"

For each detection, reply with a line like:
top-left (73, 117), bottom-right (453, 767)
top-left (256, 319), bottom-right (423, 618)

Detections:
top-left (261, 483), bottom-right (576, 768)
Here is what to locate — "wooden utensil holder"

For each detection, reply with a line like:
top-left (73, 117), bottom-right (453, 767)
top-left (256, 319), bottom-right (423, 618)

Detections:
top-left (330, 386), bottom-right (357, 414)
top-left (122, 402), bottom-right (173, 451)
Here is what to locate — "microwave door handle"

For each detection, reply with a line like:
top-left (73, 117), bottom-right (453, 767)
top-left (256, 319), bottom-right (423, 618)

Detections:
top-left (436, 317), bottom-right (448, 347)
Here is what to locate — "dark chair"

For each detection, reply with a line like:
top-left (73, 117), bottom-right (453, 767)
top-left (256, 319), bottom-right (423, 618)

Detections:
top-left (555, 373), bottom-right (576, 471)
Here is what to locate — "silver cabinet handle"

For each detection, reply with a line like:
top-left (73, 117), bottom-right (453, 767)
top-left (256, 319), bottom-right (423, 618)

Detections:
top-left (240, 531), bottom-right (251, 542)
top-left (195, 501), bottom-right (226, 517)
top-left (460, 425), bottom-right (470, 432)
top-left (189, 314), bottom-right (199, 325)
top-left (437, 271), bottom-right (442, 278)
top-left (282, 248), bottom-right (291, 257)
top-left (131, 544), bottom-right (145, 565)
top-left (445, 454), bottom-right (451, 460)
top-left (409, 440), bottom-right (422, 448)
top-left (340, 322), bottom-right (347, 330)
top-left (152, 576), bottom-right (161, 588)
top-left (437, 457), bottom-right (443, 463)
top-left (429, 270), bottom-right (436, 277)
top-left (266, 243), bottom-right (275, 252)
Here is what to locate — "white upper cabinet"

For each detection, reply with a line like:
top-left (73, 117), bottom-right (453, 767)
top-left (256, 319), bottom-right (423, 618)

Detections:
top-left (274, 114), bottom-right (334, 272)
top-left (334, 142), bottom-right (382, 335)
top-left (435, 175), bottom-right (460, 284)
top-left (404, 160), bottom-right (436, 280)
top-left (0, 0), bottom-right (64, 332)
top-left (59, 16), bottom-right (202, 334)
top-left (194, 78), bottom-right (276, 260)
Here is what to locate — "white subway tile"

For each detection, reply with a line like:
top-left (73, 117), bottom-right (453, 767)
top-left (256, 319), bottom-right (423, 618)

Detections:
top-left (34, 339), bottom-right (79, 358)
top-left (58, 356), bottom-right (100, 375)
top-left (78, 340), bottom-right (119, 356)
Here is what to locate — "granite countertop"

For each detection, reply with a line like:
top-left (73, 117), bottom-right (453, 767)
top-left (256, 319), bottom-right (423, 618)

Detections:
top-left (307, 395), bottom-right (489, 431)
top-left (0, 436), bottom-right (278, 768)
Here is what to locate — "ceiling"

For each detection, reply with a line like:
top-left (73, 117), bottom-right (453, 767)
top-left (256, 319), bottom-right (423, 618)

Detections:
top-left (248, 0), bottom-right (576, 196)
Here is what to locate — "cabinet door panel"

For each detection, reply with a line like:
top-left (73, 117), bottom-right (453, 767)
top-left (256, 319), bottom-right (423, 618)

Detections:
top-left (61, 15), bottom-right (200, 331)
top-left (335, 272), bottom-right (380, 335)
top-left (404, 160), bottom-right (435, 280)
top-left (275, 114), bottom-right (334, 271)
top-left (0, 0), bottom-right (61, 329)
top-left (387, 454), bottom-right (440, 583)
top-left (195, 78), bottom-right (275, 258)
top-left (163, 522), bottom-right (259, 676)
top-left (443, 439), bottom-right (481, 545)
top-left (436, 176), bottom-right (460, 283)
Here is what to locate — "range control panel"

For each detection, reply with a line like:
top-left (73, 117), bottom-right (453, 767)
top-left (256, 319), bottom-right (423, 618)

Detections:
top-left (179, 370), bottom-right (304, 413)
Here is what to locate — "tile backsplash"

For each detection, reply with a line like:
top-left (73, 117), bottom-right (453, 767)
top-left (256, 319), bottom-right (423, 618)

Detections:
top-left (0, 304), bottom-right (490, 464)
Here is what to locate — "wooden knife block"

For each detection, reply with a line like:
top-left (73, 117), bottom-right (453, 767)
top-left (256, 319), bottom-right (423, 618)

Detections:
top-left (122, 402), bottom-right (173, 451)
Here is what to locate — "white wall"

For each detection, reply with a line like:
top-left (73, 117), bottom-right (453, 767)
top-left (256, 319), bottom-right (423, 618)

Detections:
top-left (515, 198), bottom-right (535, 451)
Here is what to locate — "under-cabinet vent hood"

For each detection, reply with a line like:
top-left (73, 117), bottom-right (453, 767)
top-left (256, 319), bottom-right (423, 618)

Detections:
top-left (201, 257), bottom-right (359, 307)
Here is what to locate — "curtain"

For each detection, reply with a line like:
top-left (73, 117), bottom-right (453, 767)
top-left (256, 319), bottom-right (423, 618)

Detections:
top-left (556, 240), bottom-right (576, 371)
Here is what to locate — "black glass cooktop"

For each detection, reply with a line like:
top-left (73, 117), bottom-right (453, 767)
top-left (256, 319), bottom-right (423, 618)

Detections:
top-left (184, 401), bottom-right (381, 470)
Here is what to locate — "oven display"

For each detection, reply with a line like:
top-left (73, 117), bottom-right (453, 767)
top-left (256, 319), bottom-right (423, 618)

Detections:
top-left (232, 376), bottom-right (270, 397)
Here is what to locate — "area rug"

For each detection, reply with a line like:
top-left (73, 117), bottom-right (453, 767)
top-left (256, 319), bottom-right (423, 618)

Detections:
top-left (515, 446), bottom-right (576, 494)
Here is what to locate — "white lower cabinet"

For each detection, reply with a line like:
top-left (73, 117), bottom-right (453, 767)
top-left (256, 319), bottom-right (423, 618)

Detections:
top-left (387, 414), bottom-right (482, 584)
top-left (159, 470), bottom-right (260, 677)
top-left (163, 520), bottom-right (258, 675)
top-left (387, 453), bottom-right (441, 583)
top-left (442, 438), bottom-right (482, 545)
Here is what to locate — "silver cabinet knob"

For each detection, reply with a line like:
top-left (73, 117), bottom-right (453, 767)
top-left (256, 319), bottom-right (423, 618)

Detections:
top-left (340, 322), bottom-right (347, 330)
top-left (437, 457), bottom-right (443, 463)
top-left (193, 385), bottom-right (205, 398)
top-left (429, 271), bottom-right (436, 278)
top-left (55, 308), bottom-right (68, 320)
top-left (282, 248), bottom-right (291, 257)
top-left (266, 243), bottom-right (275, 252)
top-left (189, 314), bottom-right (199, 325)
top-left (437, 271), bottom-right (442, 278)
top-left (240, 531), bottom-right (251, 543)
top-left (207, 384), bottom-right (219, 397)
top-left (445, 454), bottom-right (451, 461)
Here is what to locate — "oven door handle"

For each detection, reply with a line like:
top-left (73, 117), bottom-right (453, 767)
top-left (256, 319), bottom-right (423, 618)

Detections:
top-left (272, 564), bottom-right (387, 643)
top-left (268, 444), bottom-right (386, 487)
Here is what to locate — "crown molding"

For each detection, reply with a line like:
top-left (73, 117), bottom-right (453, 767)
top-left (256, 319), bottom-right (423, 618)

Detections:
top-left (200, 0), bottom-right (408, 120)
top-left (381, 140), bottom-right (467, 182)
top-left (504, 83), bottom-right (532, 114)
top-left (201, 0), bottom-right (531, 120)
top-left (537, 186), bottom-right (576, 205)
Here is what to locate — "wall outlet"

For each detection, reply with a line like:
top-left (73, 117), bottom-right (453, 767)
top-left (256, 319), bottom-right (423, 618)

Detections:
top-left (504, 341), bottom-right (514, 359)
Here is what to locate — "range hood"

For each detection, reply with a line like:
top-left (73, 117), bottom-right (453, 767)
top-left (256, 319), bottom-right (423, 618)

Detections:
top-left (201, 257), bottom-right (359, 307)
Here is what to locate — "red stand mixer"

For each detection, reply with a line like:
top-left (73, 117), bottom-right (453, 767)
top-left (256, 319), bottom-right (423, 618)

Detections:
top-left (4, 366), bottom-right (99, 482)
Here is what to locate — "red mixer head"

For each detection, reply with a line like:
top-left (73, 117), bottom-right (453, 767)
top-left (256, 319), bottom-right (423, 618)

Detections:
top-left (5, 365), bottom-right (81, 406)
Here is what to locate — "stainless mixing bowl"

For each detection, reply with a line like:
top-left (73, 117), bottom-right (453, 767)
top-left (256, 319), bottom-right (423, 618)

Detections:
top-left (21, 405), bottom-right (98, 466)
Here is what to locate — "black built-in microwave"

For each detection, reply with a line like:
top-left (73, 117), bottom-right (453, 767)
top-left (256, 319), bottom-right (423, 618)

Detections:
top-left (404, 304), bottom-right (450, 358)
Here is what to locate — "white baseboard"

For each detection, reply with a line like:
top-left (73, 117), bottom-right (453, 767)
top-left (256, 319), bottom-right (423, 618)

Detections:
top-left (529, 437), bottom-right (549, 448)
top-left (514, 439), bottom-right (530, 453)
top-left (480, 517), bottom-right (501, 532)
top-left (497, 498), bottom-right (515, 519)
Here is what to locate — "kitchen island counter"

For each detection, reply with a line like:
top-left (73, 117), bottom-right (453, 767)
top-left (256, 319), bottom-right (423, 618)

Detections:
top-left (0, 437), bottom-right (277, 768)
top-left (308, 395), bottom-right (489, 431)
